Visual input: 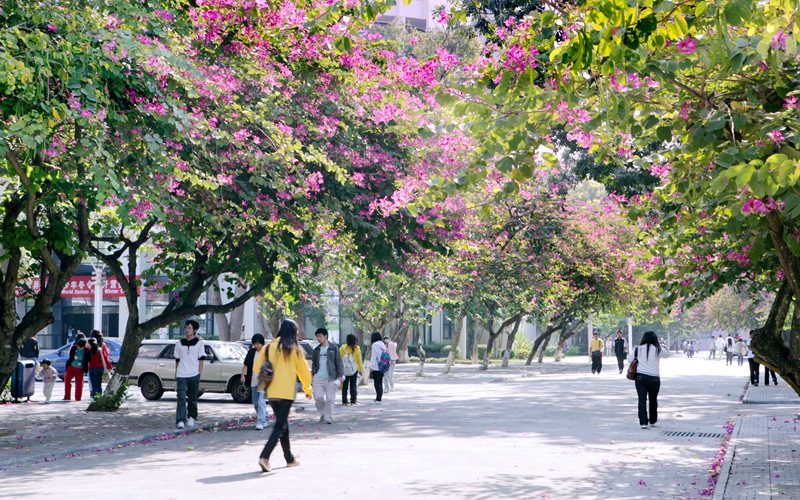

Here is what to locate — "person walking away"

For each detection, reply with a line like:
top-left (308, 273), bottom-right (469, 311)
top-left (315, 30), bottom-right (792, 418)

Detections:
top-left (735, 337), bottom-right (746, 366)
top-left (369, 332), bottom-right (387, 402)
top-left (340, 334), bottom-right (363, 405)
top-left (242, 334), bottom-right (268, 430)
top-left (87, 331), bottom-right (113, 398)
top-left (383, 336), bottom-right (399, 392)
top-left (39, 359), bottom-right (58, 403)
top-left (725, 336), bottom-right (735, 366)
top-left (746, 338), bottom-right (759, 387)
top-left (715, 335), bottom-right (725, 361)
top-left (590, 332), bottom-right (604, 374)
top-left (707, 336), bottom-right (716, 360)
top-left (174, 320), bottom-right (205, 430)
top-left (628, 331), bottom-right (670, 429)
top-left (613, 330), bottom-right (628, 374)
top-left (258, 319), bottom-right (312, 473)
top-left (764, 367), bottom-right (778, 386)
top-left (312, 328), bottom-right (344, 424)
top-left (64, 337), bottom-right (90, 401)
top-left (19, 333), bottom-right (40, 402)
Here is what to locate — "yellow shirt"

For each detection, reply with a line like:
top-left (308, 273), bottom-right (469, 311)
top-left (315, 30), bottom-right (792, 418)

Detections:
top-left (262, 338), bottom-right (312, 400)
top-left (339, 344), bottom-right (363, 373)
top-left (590, 339), bottom-right (604, 353)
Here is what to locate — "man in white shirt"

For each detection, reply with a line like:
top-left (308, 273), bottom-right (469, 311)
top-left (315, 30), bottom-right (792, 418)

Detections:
top-left (746, 338), bottom-right (759, 387)
top-left (715, 335), bottom-right (725, 361)
top-left (707, 336), bottom-right (716, 360)
top-left (175, 320), bottom-right (205, 430)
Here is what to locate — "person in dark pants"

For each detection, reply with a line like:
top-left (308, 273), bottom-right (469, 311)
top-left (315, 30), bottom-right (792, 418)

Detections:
top-left (613, 330), bottom-right (628, 374)
top-left (19, 333), bottom-right (40, 402)
top-left (369, 331), bottom-right (386, 402)
top-left (589, 332), bottom-right (604, 374)
top-left (764, 367), bottom-right (778, 386)
top-left (339, 334), bottom-right (363, 405)
top-left (628, 331), bottom-right (670, 429)
top-left (746, 339), bottom-right (759, 387)
top-left (258, 319), bottom-right (312, 473)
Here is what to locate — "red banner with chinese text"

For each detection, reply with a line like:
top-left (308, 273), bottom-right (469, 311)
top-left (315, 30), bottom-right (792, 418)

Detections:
top-left (21, 275), bottom-right (138, 298)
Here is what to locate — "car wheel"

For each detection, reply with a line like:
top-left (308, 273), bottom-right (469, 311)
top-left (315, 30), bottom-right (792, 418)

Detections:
top-left (230, 378), bottom-right (251, 404)
top-left (140, 374), bottom-right (164, 401)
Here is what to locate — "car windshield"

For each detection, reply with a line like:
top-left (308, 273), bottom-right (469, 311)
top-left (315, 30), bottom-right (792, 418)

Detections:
top-left (213, 343), bottom-right (248, 361)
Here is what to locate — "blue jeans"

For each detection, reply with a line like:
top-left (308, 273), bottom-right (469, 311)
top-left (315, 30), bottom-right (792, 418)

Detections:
top-left (252, 389), bottom-right (267, 427)
top-left (176, 375), bottom-right (200, 425)
top-left (89, 367), bottom-right (105, 397)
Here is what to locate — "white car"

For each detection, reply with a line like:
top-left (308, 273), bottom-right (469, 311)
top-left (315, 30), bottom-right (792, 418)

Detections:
top-left (129, 340), bottom-right (251, 403)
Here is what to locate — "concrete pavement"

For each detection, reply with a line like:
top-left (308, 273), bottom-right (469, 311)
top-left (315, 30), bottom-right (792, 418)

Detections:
top-left (1, 355), bottom-right (797, 499)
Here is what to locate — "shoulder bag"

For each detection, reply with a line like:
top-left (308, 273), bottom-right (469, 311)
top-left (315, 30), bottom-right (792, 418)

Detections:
top-left (100, 346), bottom-right (112, 383)
top-left (626, 347), bottom-right (638, 380)
top-left (257, 344), bottom-right (274, 392)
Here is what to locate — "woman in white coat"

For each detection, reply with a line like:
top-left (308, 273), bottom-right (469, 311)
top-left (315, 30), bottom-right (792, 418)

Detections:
top-left (628, 331), bottom-right (670, 429)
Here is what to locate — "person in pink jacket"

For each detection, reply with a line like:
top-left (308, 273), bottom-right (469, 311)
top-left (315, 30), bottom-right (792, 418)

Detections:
top-left (382, 336), bottom-right (399, 393)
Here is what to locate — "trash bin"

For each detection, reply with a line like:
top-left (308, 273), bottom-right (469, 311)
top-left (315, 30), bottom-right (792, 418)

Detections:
top-left (10, 360), bottom-right (36, 401)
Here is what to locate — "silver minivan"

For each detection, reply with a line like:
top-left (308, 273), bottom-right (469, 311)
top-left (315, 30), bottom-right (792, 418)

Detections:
top-left (129, 340), bottom-right (251, 403)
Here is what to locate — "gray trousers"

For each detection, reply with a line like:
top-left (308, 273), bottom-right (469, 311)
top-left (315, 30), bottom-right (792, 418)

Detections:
top-left (313, 374), bottom-right (338, 421)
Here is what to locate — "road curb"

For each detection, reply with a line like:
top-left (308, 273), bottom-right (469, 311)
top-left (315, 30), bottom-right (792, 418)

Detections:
top-left (711, 415), bottom-right (743, 500)
top-left (0, 415), bottom-right (253, 470)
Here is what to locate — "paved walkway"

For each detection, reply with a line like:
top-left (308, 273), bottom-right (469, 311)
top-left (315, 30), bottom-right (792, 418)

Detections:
top-left (0, 356), bottom-right (798, 499)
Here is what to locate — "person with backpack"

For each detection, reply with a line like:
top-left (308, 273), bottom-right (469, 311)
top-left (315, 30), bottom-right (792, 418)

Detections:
top-left (369, 331), bottom-right (389, 403)
top-left (311, 328), bottom-right (344, 424)
top-left (383, 336), bottom-right (399, 393)
top-left (339, 334), bottom-right (363, 406)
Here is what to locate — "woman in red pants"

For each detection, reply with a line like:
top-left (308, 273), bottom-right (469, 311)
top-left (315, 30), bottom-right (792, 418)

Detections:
top-left (64, 337), bottom-right (90, 401)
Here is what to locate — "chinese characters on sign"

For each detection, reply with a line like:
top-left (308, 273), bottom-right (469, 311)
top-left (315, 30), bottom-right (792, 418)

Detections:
top-left (23, 275), bottom-right (138, 298)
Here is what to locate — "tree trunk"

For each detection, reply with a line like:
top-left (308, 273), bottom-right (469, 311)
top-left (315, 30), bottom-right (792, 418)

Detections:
top-left (480, 330), bottom-right (500, 371)
top-left (416, 334), bottom-right (427, 376)
top-left (209, 286), bottom-right (231, 341)
top-left (501, 317), bottom-right (522, 367)
top-left (526, 324), bottom-right (560, 365)
top-left (443, 311), bottom-right (466, 374)
top-left (469, 318), bottom-right (480, 364)
top-left (394, 320), bottom-right (411, 363)
top-left (750, 281), bottom-right (800, 395)
top-left (554, 333), bottom-right (569, 362)
top-left (537, 334), bottom-right (551, 363)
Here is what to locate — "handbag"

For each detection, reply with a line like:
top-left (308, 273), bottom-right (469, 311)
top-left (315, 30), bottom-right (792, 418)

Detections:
top-left (591, 350), bottom-right (602, 358)
top-left (626, 347), bottom-right (638, 380)
top-left (99, 346), bottom-right (112, 383)
top-left (256, 345), bottom-right (273, 392)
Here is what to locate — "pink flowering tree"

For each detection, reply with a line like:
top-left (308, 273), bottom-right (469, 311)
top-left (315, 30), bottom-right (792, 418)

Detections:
top-left (444, 0), bottom-right (800, 393)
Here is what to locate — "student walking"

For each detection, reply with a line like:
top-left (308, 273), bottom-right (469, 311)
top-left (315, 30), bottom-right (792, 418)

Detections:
top-left (725, 336), bottom-right (735, 366)
top-left (242, 334), bottom-right (268, 430)
top-left (383, 336), bottom-right (399, 392)
top-left (707, 336), bottom-right (716, 360)
top-left (764, 367), bottom-right (778, 386)
top-left (174, 320), bottom-right (205, 430)
top-left (369, 332), bottom-right (387, 402)
top-left (628, 331), bottom-right (670, 429)
top-left (735, 337), bottom-right (746, 366)
top-left (590, 332), bottom-right (604, 374)
top-left (746, 338), bottom-right (759, 387)
top-left (312, 328), bottom-right (344, 424)
top-left (613, 330), bottom-right (628, 374)
top-left (258, 319), bottom-right (312, 473)
top-left (339, 334), bottom-right (363, 405)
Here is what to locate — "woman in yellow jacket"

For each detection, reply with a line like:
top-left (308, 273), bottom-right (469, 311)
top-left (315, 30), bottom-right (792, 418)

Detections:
top-left (339, 334), bottom-right (363, 405)
top-left (257, 319), bottom-right (312, 473)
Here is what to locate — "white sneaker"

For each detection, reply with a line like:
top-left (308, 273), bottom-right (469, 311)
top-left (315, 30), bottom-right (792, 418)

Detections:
top-left (177, 421), bottom-right (185, 429)
top-left (255, 424), bottom-right (264, 430)
top-left (649, 422), bottom-right (657, 428)
top-left (187, 417), bottom-right (195, 427)
top-left (640, 424), bottom-right (648, 429)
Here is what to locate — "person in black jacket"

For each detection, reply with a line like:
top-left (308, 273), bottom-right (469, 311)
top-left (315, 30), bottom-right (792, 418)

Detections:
top-left (64, 337), bottom-right (90, 401)
top-left (19, 333), bottom-right (40, 402)
top-left (613, 330), bottom-right (629, 374)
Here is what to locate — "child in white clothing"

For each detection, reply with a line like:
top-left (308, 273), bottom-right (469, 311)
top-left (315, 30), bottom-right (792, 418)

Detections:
top-left (39, 359), bottom-right (58, 403)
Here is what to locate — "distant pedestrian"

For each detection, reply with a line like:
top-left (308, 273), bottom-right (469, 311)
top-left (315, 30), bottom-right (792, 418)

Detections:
top-left (257, 319), bottom-right (312, 473)
top-left (613, 330), bottom-right (628, 374)
top-left (764, 367), bottom-right (778, 386)
top-left (715, 335), bottom-right (725, 361)
top-left (19, 333), bottom-right (40, 402)
top-left (312, 328), bottom-right (344, 424)
top-left (243, 334), bottom-right (268, 430)
top-left (383, 336), bottom-right (399, 393)
top-left (746, 338), bottom-right (759, 387)
top-left (340, 334), bottom-right (363, 405)
top-left (369, 332), bottom-right (387, 402)
top-left (725, 336), bottom-right (735, 366)
top-left (628, 331), bottom-right (670, 429)
top-left (707, 336), bottom-right (716, 360)
top-left (604, 337), bottom-right (612, 357)
top-left (174, 320), bottom-right (205, 430)
top-left (735, 337), bottom-right (745, 366)
top-left (39, 359), bottom-right (58, 403)
top-left (87, 330), bottom-right (113, 398)
top-left (64, 338), bottom-right (89, 401)
top-left (590, 332), bottom-right (604, 374)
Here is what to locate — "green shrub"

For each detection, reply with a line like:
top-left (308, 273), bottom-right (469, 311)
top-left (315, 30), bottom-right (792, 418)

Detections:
top-left (441, 345), bottom-right (461, 358)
